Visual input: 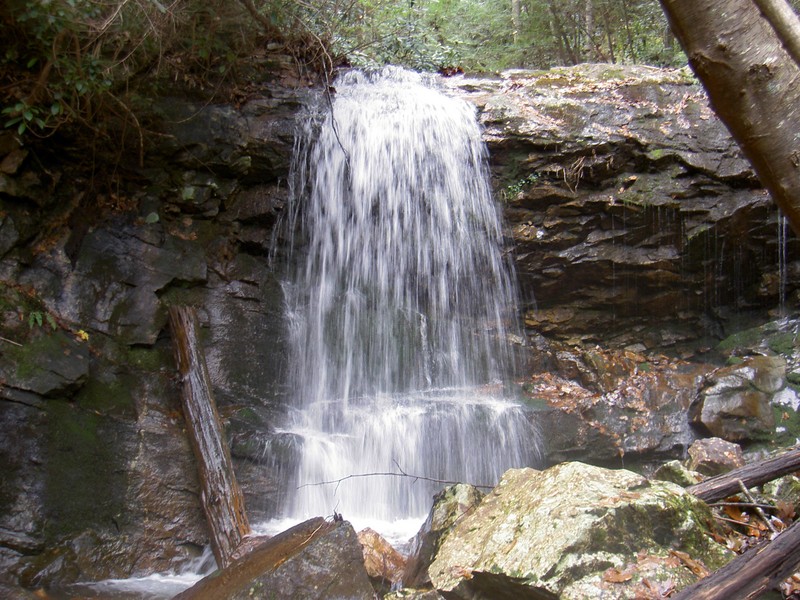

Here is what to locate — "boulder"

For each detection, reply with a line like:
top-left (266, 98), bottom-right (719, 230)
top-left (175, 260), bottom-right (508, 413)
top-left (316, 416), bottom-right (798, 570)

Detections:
top-left (653, 460), bottom-right (703, 487)
top-left (175, 518), bottom-right (374, 600)
top-left (403, 483), bottom-right (484, 589)
top-left (428, 463), bottom-right (732, 600)
top-left (358, 528), bottom-right (406, 587)
top-left (692, 356), bottom-right (784, 441)
top-left (686, 437), bottom-right (745, 476)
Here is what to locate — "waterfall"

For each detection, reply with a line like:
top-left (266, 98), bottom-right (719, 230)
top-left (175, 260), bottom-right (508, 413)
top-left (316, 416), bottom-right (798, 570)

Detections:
top-left (271, 67), bottom-right (541, 536)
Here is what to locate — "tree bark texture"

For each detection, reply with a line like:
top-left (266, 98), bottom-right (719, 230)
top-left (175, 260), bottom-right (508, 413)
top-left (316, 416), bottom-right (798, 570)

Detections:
top-left (753, 0), bottom-right (800, 67)
top-left (671, 520), bottom-right (800, 599)
top-left (687, 446), bottom-right (800, 503)
top-left (169, 305), bottom-right (251, 569)
top-left (659, 0), bottom-right (800, 233)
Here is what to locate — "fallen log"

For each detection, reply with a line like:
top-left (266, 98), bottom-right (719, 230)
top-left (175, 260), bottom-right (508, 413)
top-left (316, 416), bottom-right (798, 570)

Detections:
top-left (169, 305), bottom-right (251, 569)
top-left (673, 445), bottom-right (800, 598)
top-left (671, 520), bottom-right (800, 600)
top-left (688, 445), bottom-right (800, 503)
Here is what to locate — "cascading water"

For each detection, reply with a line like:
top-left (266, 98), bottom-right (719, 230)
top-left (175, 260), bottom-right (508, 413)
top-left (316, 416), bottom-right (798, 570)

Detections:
top-left (271, 67), bottom-right (541, 536)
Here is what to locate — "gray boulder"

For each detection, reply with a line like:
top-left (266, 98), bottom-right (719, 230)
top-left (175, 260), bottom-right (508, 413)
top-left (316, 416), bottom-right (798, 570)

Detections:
top-left (429, 463), bottom-right (732, 600)
top-left (692, 355), bottom-right (784, 441)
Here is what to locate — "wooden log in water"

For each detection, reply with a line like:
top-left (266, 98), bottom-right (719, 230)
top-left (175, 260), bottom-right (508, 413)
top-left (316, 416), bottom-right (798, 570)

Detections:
top-left (169, 305), bottom-right (250, 569)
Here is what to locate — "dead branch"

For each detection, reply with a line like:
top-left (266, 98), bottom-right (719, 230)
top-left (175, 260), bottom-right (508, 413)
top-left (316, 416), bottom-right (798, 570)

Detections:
top-left (298, 460), bottom-right (494, 492)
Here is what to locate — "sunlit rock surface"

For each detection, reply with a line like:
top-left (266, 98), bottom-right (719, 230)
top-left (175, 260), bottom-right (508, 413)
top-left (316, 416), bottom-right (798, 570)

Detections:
top-left (428, 463), bottom-right (732, 600)
top-left (403, 483), bottom-right (485, 589)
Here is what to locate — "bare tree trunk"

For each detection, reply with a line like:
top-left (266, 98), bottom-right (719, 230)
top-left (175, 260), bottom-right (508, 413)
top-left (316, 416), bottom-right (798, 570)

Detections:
top-left (169, 305), bottom-right (251, 569)
top-left (688, 446), bottom-right (800, 503)
top-left (753, 0), bottom-right (800, 66)
top-left (547, 1), bottom-right (579, 64)
top-left (511, 0), bottom-right (522, 44)
top-left (659, 0), bottom-right (800, 233)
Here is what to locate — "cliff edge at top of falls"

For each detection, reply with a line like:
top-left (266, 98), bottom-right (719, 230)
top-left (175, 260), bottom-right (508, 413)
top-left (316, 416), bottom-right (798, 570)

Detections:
top-left (0, 62), bottom-right (797, 595)
top-left (444, 64), bottom-right (797, 354)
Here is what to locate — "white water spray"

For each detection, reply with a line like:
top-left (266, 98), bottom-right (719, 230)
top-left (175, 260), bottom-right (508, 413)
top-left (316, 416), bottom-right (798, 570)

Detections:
top-left (272, 67), bottom-right (541, 534)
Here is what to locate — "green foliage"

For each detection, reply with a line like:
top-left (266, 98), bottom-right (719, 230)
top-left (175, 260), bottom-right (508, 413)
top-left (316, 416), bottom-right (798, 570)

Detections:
top-left (504, 173), bottom-right (540, 200)
top-left (28, 310), bottom-right (57, 331)
top-left (0, 0), bottom-right (260, 146)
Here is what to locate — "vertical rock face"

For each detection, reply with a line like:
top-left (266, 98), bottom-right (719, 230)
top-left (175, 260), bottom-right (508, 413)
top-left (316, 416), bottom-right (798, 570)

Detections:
top-left (428, 463), bottom-right (732, 600)
top-left (444, 64), bottom-right (797, 353)
top-left (403, 483), bottom-right (485, 589)
top-left (0, 87), bottom-right (304, 589)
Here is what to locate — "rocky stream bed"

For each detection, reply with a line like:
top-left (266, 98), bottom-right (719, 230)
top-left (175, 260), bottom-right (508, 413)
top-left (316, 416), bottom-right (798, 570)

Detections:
top-left (2, 63), bottom-right (800, 598)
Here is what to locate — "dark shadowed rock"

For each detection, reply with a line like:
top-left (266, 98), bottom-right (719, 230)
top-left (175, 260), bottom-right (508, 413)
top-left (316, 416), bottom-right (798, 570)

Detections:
top-left (444, 65), bottom-right (798, 352)
top-left (174, 518), bottom-right (374, 600)
top-left (524, 345), bottom-right (708, 465)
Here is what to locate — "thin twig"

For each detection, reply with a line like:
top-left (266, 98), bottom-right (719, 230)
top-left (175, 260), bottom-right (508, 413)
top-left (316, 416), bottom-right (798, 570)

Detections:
top-left (297, 461), bottom-right (494, 491)
top-left (710, 501), bottom-right (778, 511)
top-left (738, 479), bottom-right (779, 535)
top-left (321, 68), bottom-right (352, 178)
top-left (714, 515), bottom-right (763, 532)
top-left (0, 336), bottom-right (22, 347)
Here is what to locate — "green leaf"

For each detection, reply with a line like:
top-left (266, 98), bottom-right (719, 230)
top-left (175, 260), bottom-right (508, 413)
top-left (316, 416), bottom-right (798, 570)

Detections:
top-left (23, 109), bottom-right (33, 121)
top-left (17, 122), bottom-right (27, 135)
top-left (45, 314), bottom-right (57, 330)
top-left (26, 57), bottom-right (39, 68)
top-left (144, 212), bottom-right (160, 224)
top-left (51, 103), bottom-right (61, 116)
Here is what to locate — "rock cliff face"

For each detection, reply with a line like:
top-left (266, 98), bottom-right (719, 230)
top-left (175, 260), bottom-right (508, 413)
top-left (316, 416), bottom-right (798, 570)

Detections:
top-left (0, 64), bottom-right (794, 591)
top-left (444, 64), bottom-right (798, 353)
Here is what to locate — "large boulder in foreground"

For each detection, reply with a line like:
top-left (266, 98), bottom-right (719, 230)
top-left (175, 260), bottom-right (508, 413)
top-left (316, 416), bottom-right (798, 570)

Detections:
top-left (174, 518), bottom-right (373, 600)
top-left (429, 463), bottom-right (732, 600)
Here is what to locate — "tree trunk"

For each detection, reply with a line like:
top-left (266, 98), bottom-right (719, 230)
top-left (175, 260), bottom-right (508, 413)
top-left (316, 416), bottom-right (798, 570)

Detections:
top-left (547, 1), bottom-right (579, 64)
top-left (659, 0), bottom-right (800, 234)
top-left (511, 0), bottom-right (522, 44)
top-left (169, 305), bottom-right (251, 569)
top-left (753, 0), bottom-right (800, 67)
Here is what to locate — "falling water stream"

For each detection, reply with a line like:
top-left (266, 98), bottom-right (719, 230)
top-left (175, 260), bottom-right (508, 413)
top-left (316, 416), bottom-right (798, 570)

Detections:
top-left (267, 67), bottom-right (541, 541)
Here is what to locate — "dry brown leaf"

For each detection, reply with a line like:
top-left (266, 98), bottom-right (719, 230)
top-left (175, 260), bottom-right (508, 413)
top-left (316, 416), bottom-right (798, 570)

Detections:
top-left (670, 550), bottom-right (710, 578)
top-left (603, 566), bottom-right (633, 583)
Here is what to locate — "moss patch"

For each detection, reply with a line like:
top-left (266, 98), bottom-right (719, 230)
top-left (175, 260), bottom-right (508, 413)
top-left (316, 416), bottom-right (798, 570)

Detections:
top-left (43, 402), bottom-right (129, 539)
